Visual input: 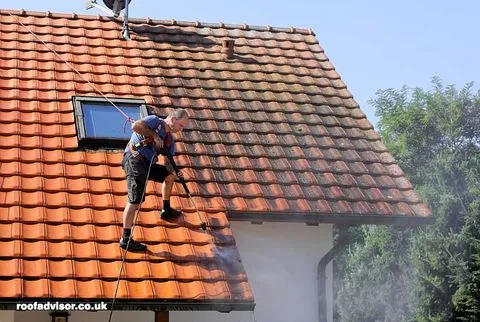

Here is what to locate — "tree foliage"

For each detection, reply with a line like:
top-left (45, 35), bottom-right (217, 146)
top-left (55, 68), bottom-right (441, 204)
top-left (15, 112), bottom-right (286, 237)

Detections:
top-left (336, 226), bottom-right (416, 321)
top-left (335, 78), bottom-right (480, 321)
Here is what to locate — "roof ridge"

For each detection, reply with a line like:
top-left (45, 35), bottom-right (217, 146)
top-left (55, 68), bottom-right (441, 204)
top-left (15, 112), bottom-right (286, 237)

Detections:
top-left (0, 8), bottom-right (316, 36)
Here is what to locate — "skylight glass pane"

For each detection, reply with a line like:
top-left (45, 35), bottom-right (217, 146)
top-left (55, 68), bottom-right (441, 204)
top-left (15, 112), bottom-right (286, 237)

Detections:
top-left (82, 103), bottom-right (140, 139)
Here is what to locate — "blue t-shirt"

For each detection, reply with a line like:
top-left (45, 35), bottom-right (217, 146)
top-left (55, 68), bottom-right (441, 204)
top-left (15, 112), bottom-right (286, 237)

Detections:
top-left (125, 115), bottom-right (176, 163)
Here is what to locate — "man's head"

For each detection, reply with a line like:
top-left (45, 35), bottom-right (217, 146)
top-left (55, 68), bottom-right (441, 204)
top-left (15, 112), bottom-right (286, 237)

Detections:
top-left (165, 108), bottom-right (189, 133)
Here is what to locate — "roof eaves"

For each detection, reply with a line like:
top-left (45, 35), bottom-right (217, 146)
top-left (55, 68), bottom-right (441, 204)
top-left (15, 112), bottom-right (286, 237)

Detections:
top-left (227, 211), bottom-right (434, 226)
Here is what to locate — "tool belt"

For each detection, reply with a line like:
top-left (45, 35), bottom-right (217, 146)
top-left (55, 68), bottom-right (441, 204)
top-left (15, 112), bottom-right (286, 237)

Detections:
top-left (124, 136), bottom-right (164, 162)
top-left (124, 142), bottom-right (145, 161)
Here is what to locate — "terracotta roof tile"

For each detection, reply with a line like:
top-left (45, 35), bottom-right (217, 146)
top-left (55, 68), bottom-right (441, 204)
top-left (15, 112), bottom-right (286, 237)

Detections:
top-left (24, 279), bottom-right (50, 297)
top-left (77, 280), bottom-right (103, 298)
top-left (0, 8), bottom-right (429, 307)
top-left (49, 260), bottom-right (75, 278)
top-left (302, 186), bottom-right (325, 200)
top-left (0, 279), bottom-right (22, 297)
top-left (47, 241), bottom-right (72, 258)
top-left (351, 201), bottom-right (374, 214)
top-left (1, 259), bottom-right (20, 278)
top-left (371, 202), bottom-right (394, 215)
top-left (149, 280), bottom-right (181, 299)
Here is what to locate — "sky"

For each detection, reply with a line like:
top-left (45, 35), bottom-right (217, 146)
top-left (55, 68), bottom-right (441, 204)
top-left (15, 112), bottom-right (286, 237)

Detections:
top-left (1, 0), bottom-right (479, 126)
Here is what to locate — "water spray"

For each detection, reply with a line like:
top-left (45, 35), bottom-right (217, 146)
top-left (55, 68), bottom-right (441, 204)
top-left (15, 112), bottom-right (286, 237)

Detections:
top-left (163, 148), bottom-right (207, 230)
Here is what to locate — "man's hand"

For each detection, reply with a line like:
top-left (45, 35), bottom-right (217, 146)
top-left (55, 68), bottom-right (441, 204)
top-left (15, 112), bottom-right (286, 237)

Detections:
top-left (176, 170), bottom-right (184, 180)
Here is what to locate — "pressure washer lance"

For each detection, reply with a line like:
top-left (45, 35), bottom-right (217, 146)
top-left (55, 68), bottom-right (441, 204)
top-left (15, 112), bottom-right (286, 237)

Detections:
top-left (163, 147), bottom-right (207, 231)
top-left (134, 138), bottom-right (207, 230)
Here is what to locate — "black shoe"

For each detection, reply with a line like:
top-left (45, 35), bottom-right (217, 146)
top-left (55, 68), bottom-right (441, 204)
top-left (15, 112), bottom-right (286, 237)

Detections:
top-left (160, 208), bottom-right (182, 219)
top-left (119, 237), bottom-right (147, 251)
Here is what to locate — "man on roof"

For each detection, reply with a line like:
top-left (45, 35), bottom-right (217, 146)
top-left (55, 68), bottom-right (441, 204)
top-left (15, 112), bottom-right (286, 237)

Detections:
top-left (120, 109), bottom-right (189, 251)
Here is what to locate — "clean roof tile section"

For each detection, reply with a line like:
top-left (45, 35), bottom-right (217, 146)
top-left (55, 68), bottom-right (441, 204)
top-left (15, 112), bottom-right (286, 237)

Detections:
top-left (0, 10), bottom-right (256, 310)
top-left (0, 7), bottom-right (431, 304)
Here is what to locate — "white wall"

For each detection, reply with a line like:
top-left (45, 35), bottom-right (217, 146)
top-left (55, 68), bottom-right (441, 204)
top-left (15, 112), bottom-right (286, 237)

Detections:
top-left (13, 310), bottom-right (153, 322)
top-left (0, 311), bottom-right (14, 322)
top-left (69, 311), bottom-right (153, 322)
top-left (14, 311), bottom-right (50, 322)
top-left (175, 222), bottom-right (334, 322)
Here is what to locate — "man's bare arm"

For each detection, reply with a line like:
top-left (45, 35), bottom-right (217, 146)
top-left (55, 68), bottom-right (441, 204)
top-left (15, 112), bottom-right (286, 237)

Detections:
top-left (132, 120), bottom-right (163, 151)
top-left (163, 155), bottom-right (175, 174)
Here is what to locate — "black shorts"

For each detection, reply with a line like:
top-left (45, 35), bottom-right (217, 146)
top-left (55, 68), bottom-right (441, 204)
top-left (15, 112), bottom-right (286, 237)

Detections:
top-left (122, 154), bottom-right (170, 204)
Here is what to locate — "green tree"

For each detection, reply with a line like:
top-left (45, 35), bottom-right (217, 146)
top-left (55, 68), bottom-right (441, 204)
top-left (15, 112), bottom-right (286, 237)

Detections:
top-left (336, 226), bottom-right (416, 321)
top-left (335, 78), bottom-right (480, 321)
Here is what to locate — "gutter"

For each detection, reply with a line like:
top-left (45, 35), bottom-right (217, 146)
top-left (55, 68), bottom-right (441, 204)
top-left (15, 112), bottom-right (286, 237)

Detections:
top-left (0, 299), bottom-right (255, 312)
top-left (227, 211), bottom-right (433, 226)
top-left (317, 225), bottom-right (349, 322)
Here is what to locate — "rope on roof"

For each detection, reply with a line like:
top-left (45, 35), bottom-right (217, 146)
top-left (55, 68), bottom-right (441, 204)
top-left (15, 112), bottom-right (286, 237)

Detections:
top-left (6, 9), bottom-right (258, 321)
top-left (6, 11), bottom-right (135, 124)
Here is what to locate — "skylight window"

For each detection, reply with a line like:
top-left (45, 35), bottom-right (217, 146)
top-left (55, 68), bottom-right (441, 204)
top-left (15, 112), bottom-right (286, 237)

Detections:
top-left (72, 96), bottom-right (148, 148)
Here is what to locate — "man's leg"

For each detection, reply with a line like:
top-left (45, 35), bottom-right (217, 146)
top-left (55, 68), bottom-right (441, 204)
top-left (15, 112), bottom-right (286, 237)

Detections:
top-left (120, 202), bottom-right (147, 252)
top-left (160, 173), bottom-right (182, 218)
top-left (120, 201), bottom-right (147, 251)
top-left (123, 202), bottom-right (138, 230)
top-left (120, 202), bottom-right (136, 246)
top-left (149, 165), bottom-right (182, 218)
top-left (162, 173), bottom-right (175, 200)
top-left (120, 157), bottom-right (147, 251)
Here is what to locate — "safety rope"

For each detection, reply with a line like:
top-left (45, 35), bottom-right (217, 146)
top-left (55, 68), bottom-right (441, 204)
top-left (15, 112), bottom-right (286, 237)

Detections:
top-left (108, 153), bottom-right (156, 322)
top-left (7, 11), bottom-right (135, 123)
top-left (8, 11), bottom-right (140, 319)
